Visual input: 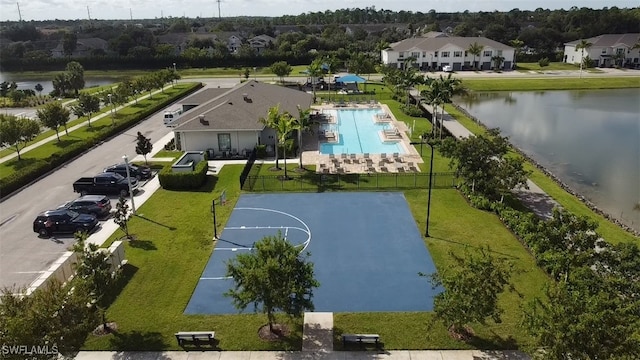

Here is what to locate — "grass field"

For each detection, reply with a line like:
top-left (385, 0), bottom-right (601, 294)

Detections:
top-left (515, 62), bottom-right (579, 71)
top-left (463, 77), bottom-right (640, 91)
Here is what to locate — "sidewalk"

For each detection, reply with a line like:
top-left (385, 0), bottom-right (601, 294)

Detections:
top-left (74, 350), bottom-right (531, 359)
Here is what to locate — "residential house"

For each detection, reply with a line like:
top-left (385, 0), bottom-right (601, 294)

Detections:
top-left (51, 37), bottom-right (110, 58)
top-left (227, 34), bottom-right (243, 53)
top-left (381, 33), bottom-right (515, 71)
top-left (563, 33), bottom-right (640, 68)
top-left (171, 80), bottom-right (313, 155)
top-left (249, 34), bottom-right (275, 54)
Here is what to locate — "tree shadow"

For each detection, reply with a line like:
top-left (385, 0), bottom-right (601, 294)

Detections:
top-left (52, 139), bottom-right (83, 149)
top-left (85, 124), bottom-right (111, 133)
top-left (108, 330), bottom-right (168, 352)
top-left (429, 236), bottom-right (521, 261)
top-left (5, 157), bottom-right (38, 171)
top-left (101, 263), bottom-right (138, 307)
top-left (128, 240), bottom-right (157, 251)
top-left (466, 330), bottom-right (520, 350)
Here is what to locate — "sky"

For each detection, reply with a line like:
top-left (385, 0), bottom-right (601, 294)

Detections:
top-left (0, 0), bottom-right (637, 22)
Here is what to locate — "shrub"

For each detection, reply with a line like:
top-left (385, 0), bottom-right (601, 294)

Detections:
top-left (538, 57), bottom-right (550, 67)
top-left (256, 144), bottom-right (267, 159)
top-left (400, 104), bottom-right (424, 117)
top-left (158, 160), bottom-right (209, 190)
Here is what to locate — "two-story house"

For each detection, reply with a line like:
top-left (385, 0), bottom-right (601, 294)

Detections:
top-left (564, 33), bottom-right (640, 68)
top-left (248, 35), bottom-right (275, 54)
top-left (381, 33), bottom-right (515, 71)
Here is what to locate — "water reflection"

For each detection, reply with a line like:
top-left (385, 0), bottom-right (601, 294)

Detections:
top-left (458, 88), bottom-right (640, 232)
top-left (0, 72), bottom-right (120, 94)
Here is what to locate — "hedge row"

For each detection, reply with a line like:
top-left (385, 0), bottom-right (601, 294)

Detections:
top-left (157, 160), bottom-right (208, 190)
top-left (0, 83), bottom-right (203, 199)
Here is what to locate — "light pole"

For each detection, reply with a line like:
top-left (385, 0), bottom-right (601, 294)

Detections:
top-left (211, 199), bottom-right (218, 240)
top-left (425, 138), bottom-right (435, 238)
top-left (253, 67), bottom-right (257, 80)
top-left (122, 155), bottom-right (136, 214)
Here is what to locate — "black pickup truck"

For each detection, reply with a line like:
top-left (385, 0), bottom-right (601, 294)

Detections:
top-left (73, 172), bottom-right (139, 196)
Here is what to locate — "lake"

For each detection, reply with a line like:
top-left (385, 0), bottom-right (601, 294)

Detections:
top-left (0, 72), bottom-right (120, 94)
top-left (457, 88), bottom-right (640, 233)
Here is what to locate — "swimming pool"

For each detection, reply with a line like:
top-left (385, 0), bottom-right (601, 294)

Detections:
top-left (319, 108), bottom-right (405, 155)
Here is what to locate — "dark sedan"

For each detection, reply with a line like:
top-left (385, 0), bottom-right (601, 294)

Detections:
top-left (57, 195), bottom-right (112, 219)
top-left (104, 163), bottom-right (152, 180)
top-left (33, 209), bottom-right (99, 238)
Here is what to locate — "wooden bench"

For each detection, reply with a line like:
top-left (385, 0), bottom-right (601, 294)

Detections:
top-left (342, 333), bottom-right (381, 348)
top-left (175, 331), bottom-right (215, 347)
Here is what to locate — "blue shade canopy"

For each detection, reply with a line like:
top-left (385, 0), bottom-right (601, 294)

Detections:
top-left (335, 74), bottom-right (366, 83)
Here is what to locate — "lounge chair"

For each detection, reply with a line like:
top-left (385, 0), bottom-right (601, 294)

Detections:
top-left (350, 154), bottom-right (358, 164)
top-left (336, 167), bottom-right (346, 174)
top-left (366, 166), bottom-right (376, 173)
top-left (329, 154), bottom-right (335, 159)
top-left (380, 166), bottom-right (389, 173)
top-left (364, 153), bottom-right (370, 159)
top-left (341, 153), bottom-right (347, 159)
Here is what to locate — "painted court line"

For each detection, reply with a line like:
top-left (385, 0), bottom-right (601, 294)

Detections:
top-left (200, 276), bottom-right (231, 280)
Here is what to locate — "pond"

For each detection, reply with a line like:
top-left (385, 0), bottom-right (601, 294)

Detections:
top-left (457, 88), bottom-right (640, 233)
top-left (0, 72), bottom-right (120, 94)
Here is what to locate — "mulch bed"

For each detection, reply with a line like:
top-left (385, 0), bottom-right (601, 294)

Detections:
top-left (258, 323), bottom-right (290, 341)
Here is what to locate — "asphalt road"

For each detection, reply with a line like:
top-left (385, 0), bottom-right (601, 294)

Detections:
top-left (0, 83), bottom-right (221, 291)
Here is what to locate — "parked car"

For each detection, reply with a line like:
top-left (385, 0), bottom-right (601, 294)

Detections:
top-left (73, 173), bottom-right (139, 197)
top-left (442, 65), bottom-right (453, 72)
top-left (33, 209), bottom-right (99, 238)
top-left (104, 163), bottom-right (152, 180)
top-left (57, 195), bottom-right (112, 219)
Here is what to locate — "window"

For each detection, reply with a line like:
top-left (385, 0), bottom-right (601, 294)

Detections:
top-left (497, 50), bottom-right (503, 56)
top-left (441, 51), bottom-right (450, 57)
top-left (399, 52), bottom-right (405, 58)
top-left (411, 51), bottom-right (420, 58)
top-left (483, 50), bottom-right (492, 57)
top-left (434, 51), bottom-right (438, 57)
top-left (601, 49), bottom-right (607, 54)
top-left (464, 51), bottom-right (468, 57)
top-left (453, 51), bottom-right (462, 57)
top-left (422, 52), bottom-right (426, 57)
top-left (218, 133), bottom-right (231, 152)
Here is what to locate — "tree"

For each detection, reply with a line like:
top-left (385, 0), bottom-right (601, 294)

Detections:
top-left (72, 232), bottom-right (115, 333)
top-left (0, 280), bottom-right (97, 359)
top-left (259, 105), bottom-right (283, 170)
top-left (0, 114), bottom-right (40, 160)
top-left (270, 61), bottom-right (292, 84)
top-left (273, 112), bottom-right (295, 179)
top-left (135, 131), bottom-right (153, 164)
top-left (74, 93), bottom-right (100, 127)
top-left (421, 77), bottom-right (445, 136)
top-left (439, 128), bottom-right (530, 200)
top-left (576, 39), bottom-right (592, 78)
top-left (34, 83), bottom-right (43, 96)
top-left (113, 195), bottom-right (131, 239)
top-left (491, 55), bottom-right (505, 71)
top-left (467, 42), bottom-right (484, 70)
top-left (509, 39), bottom-right (524, 69)
top-left (531, 208), bottom-right (604, 282)
top-left (306, 58), bottom-right (324, 103)
top-left (293, 105), bottom-right (312, 169)
top-left (65, 61), bottom-right (85, 96)
top-left (225, 233), bottom-right (319, 334)
top-left (52, 72), bottom-right (70, 97)
top-left (523, 279), bottom-right (640, 360)
top-left (37, 101), bottom-right (70, 141)
top-left (423, 246), bottom-right (512, 338)
top-left (62, 32), bottom-right (77, 58)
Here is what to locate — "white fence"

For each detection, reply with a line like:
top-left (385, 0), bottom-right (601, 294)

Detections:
top-left (25, 240), bottom-right (127, 296)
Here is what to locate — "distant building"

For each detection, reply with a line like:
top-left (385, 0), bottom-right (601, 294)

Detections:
top-left (382, 33), bottom-right (515, 71)
top-left (248, 34), bottom-right (275, 54)
top-left (51, 37), bottom-right (110, 58)
top-left (563, 33), bottom-right (640, 68)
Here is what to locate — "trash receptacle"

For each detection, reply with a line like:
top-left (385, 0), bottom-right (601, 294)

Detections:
top-left (207, 149), bottom-right (215, 159)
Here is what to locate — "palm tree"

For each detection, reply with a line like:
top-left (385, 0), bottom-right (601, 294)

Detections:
top-left (421, 77), bottom-right (445, 137)
top-left (306, 58), bottom-right (324, 103)
top-left (438, 74), bottom-right (467, 139)
top-left (491, 55), bottom-right (505, 71)
top-left (259, 105), bottom-right (283, 170)
top-left (509, 39), bottom-right (524, 69)
top-left (293, 105), bottom-right (312, 169)
top-left (467, 42), bottom-right (484, 70)
top-left (273, 112), bottom-right (295, 179)
top-left (576, 39), bottom-right (592, 78)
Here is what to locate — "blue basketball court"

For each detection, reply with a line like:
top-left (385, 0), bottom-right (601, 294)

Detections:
top-left (185, 192), bottom-right (441, 314)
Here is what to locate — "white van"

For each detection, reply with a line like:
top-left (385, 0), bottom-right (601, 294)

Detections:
top-left (442, 65), bottom-right (453, 72)
top-left (163, 109), bottom-right (182, 126)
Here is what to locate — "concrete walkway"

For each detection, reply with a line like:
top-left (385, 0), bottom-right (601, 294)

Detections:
top-left (302, 312), bottom-right (334, 352)
top-left (74, 350), bottom-right (531, 359)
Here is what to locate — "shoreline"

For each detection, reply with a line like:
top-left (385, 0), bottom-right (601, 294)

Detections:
top-left (451, 102), bottom-right (640, 237)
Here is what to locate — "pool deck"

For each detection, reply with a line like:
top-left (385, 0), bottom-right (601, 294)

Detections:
top-left (302, 103), bottom-right (423, 174)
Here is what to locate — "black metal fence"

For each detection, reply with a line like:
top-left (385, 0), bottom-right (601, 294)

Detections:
top-left (238, 149), bottom-right (257, 188)
top-left (242, 172), bottom-right (459, 192)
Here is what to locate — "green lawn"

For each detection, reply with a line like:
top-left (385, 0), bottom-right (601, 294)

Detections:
top-left (152, 150), bottom-right (184, 160)
top-left (515, 62), bottom-right (580, 71)
top-left (0, 84), bottom-right (198, 179)
top-left (463, 77), bottom-right (640, 91)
